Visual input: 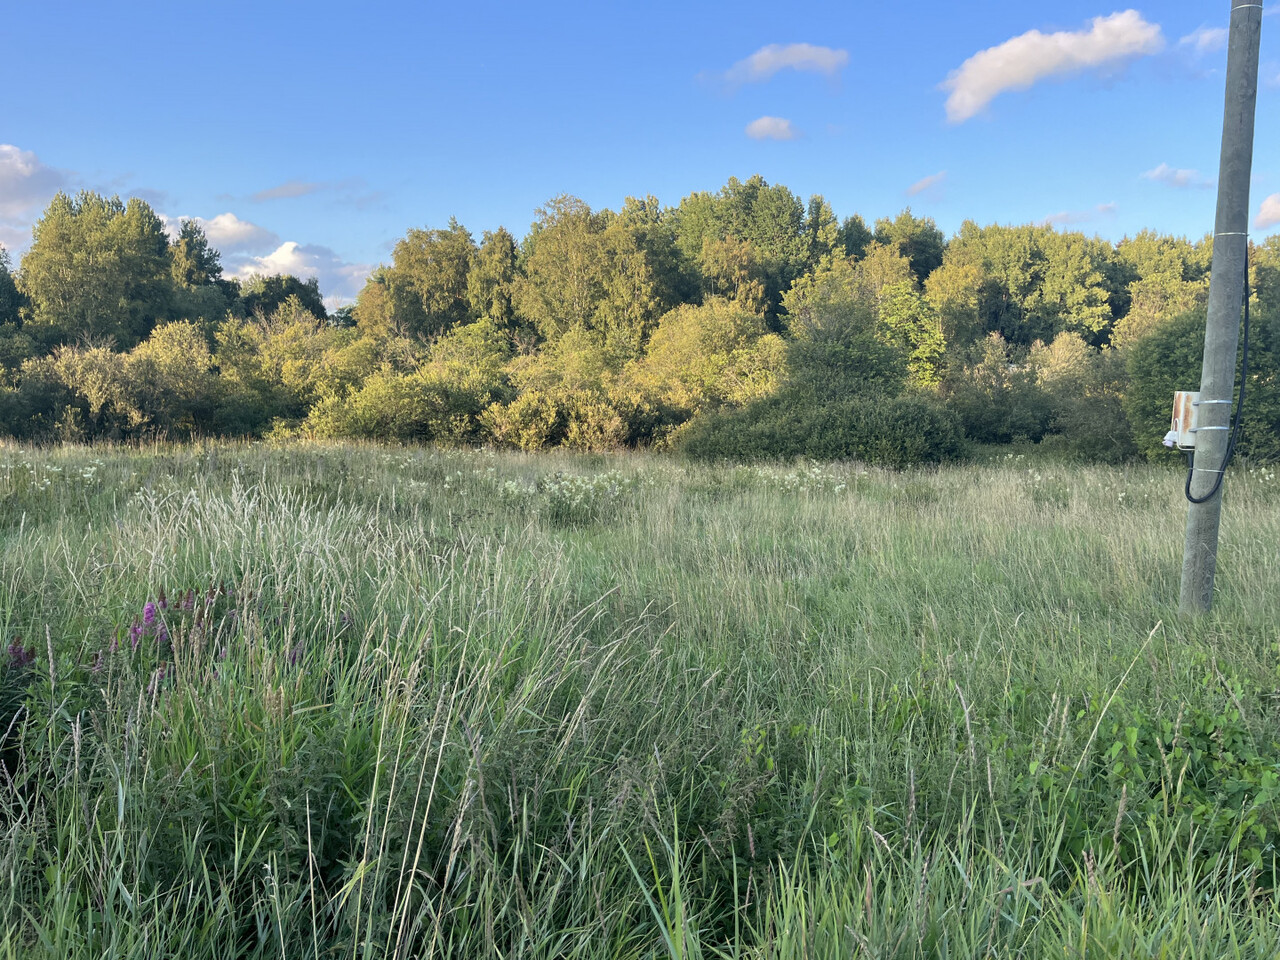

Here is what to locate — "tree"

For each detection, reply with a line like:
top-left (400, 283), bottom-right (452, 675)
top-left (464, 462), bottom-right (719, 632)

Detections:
top-left (837, 214), bottom-right (873, 260)
top-left (625, 298), bottom-right (783, 418)
top-left (1030, 333), bottom-right (1136, 462)
top-left (0, 248), bottom-right (32, 371)
top-left (940, 221), bottom-right (1119, 347)
top-left (467, 227), bottom-right (519, 328)
top-left (514, 196), bottom-right (608, 340)
top-left (18, 192), bottom-right (173, 348)
top-left (170, 220), bottom-right (222, 288)
top-left (0, 247), bottom-right (19, 328)
top-left (673, 175), bottom-right (817, 317)
top-left (383, 218), bottom-right (477, 338)
top-left (238, 273), bottom-right (327, 322)
top-left (873, 208), bottom-right (946, 284)
top-left (697, 235), bottom-right (768, 314)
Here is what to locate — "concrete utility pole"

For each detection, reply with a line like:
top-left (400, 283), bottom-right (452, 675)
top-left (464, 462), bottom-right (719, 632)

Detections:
top-left (1179, 0), bottom-right (1263, 614)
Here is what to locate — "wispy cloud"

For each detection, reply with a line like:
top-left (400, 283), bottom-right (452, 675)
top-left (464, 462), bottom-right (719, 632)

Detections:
top-left (745, 116), bottom-right (799, 141)
top-left (226, 241), bottom-right (372, 306)
top-left (941, 10), bottom-right (1164, 123)
top-left (1178, 25), bottom-right (1227, 56)
top-left (1043, 202), bottom-right (1118, 226)
top-left (720, 43), bottom-right (848, 87)
top-left (1256, 194), bottom-right (1280, 231)
top-left (1141, 162), bottom-right (1213, 189)
top-left (906, 171), bottom-right (947, 197)
top-left (251, 180), bottom-right (325, 202)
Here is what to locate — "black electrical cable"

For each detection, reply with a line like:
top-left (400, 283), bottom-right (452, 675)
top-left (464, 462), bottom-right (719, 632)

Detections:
top-left (1184, 248), bottom-right (1250, 504)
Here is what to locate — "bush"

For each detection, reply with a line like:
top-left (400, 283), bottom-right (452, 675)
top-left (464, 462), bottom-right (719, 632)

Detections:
top-left (944, 333), bottom-right (1050, 444)
top-left (305, 368), bottom-right (487, 443)
top-left (679, 389), bottom-right (963, 468)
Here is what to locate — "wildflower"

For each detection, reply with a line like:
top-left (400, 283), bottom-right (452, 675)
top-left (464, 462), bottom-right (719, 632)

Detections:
top-left (143, 602), bottom-right (158, 626)
top-left (92, 651), bottom-right (104, 674)
top-left (6, 639), bottom-right (36, 669)
top-left (129, 620), bottom-right (144, 651)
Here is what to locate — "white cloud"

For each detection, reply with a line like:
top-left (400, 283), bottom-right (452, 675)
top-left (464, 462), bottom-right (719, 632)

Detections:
top-left (1178, 25), bottom-right (1227, 56)
top-left (724, 43), bottom-right (848, 85)
top-left (0, 145), bottom-right (70, 254)
top-left (906, 171), bottom-right (947, 196)
top-left (1256, 194), bottom-right (1280, 231)
top-left (941, 10), bottom-right (1164, 123)
top-left (0, 144), bottom-right (69, 220)
top-left (0, 224), bottom-right (30, 254)
top-left (745, 116), bottom-right (799, 141)
top-left (193, 213), bottom-right (279, 251)
top-left (1141, 162), bottom-right (1213, 189)
top-left (227, 241), bottom-right (372, 305)
top-left (1043, 202), bottom-right (1117, 226)
top-left (161, 212), bottom-right (279, 254)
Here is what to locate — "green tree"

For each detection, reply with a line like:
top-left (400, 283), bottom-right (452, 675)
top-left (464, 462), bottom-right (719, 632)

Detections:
top-left (697, 235), bottom-right (768, 314)
top-left (940, 221), bottom-right (1119, 347)
top-left (514, 196), bottom-right (609, 341)
top-left (382, 218), bottom-right (477, 338)
top-left (169, 219), bottom-right (222, 288)
top-left (873, 208), bottom-right (946, 284)
top-left (837, 214), bottom-right (873, 260)
top-left (0, 248), bottom-right (33, 371)
top-left (0, 247), bottom-right (20, 328)
top-left (467, 227), bottom-right (519, 328)
top-left (238, 273), bottom-right (327, 322)
top-left (624, 298), bottom-right (784, 418)
top-left (18, 192), bottom-right (173, 348)
top-left (169, 220), bottom-right (234, 322)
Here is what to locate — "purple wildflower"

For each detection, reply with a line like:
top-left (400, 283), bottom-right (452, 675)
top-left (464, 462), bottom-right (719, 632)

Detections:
top-left (129, 620), bottom-right (144, 651)
top-left (181, 589), bottom-right (195, 612)
top-left (6, 639), bottom-right (36, 669)
top-left (92, 651), bottom-right (104, 674)
top-left (287, 642), bottom-right (303, 668)
top-left (143, 602), bottom-right (158, 626)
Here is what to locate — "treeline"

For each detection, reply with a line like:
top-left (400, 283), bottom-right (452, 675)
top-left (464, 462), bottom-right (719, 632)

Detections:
top-left (1, 178), bottom-right (1278, 465)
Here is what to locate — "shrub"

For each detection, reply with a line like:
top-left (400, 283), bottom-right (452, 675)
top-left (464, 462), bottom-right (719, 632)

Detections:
top-left (944, 333), bottom-right (1050, 443)
top-left (679, 389), bottom-right (962, 468)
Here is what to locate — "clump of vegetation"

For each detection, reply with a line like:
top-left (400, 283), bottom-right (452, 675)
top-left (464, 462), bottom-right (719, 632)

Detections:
top-left (3, 182), bottom-right (1278, 467)
top-left (2, 442), bottom-right (1280, 957)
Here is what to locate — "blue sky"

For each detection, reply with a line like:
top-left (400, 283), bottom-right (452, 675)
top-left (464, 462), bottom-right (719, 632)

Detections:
top-left (2, 1), bottom-right (1278, 303)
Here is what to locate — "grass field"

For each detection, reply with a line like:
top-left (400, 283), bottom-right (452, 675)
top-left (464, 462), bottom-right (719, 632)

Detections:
top-left (1, 442), bottom-right (1279, 958)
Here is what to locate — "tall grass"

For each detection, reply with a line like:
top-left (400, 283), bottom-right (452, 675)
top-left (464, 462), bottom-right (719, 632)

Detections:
top-left (1, 441), bottom-right (1278, 957)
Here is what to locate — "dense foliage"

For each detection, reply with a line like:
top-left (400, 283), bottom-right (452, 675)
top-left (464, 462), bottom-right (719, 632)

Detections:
top-left (3, 180), bottom-right (1279, 466)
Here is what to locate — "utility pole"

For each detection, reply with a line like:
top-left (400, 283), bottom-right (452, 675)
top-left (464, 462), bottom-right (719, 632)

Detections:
top-left (1179, 0), bottom-right (1263, 614)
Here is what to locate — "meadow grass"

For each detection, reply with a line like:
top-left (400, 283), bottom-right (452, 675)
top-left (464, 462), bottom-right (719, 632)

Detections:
top-left (0, 441), bottom-right (1278, 958)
